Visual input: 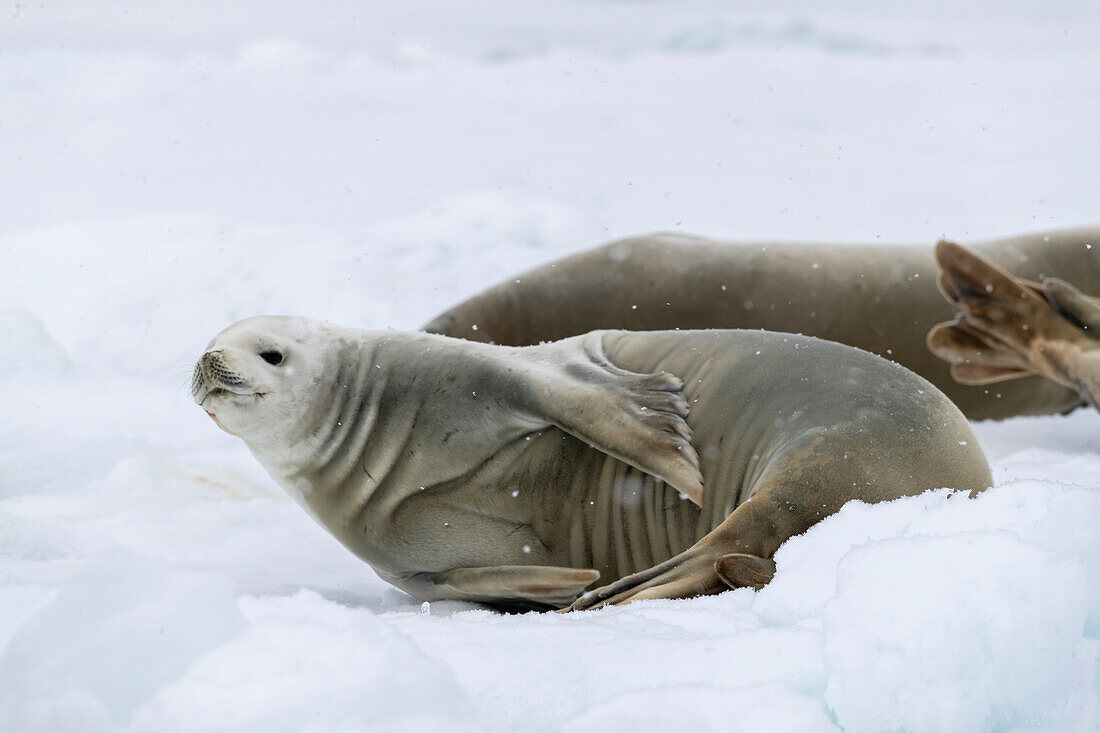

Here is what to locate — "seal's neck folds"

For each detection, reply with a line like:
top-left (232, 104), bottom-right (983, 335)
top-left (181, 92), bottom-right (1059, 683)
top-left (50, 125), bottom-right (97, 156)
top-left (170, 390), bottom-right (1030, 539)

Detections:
top-left (248, 338), bottom-right (388, 504)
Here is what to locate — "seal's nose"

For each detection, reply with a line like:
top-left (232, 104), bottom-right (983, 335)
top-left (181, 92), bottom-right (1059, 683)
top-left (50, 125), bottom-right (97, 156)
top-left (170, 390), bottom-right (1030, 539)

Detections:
top-left (192, 350), bottom-right (227, 398)
top-left (195, 350), bottom-right (248, 393)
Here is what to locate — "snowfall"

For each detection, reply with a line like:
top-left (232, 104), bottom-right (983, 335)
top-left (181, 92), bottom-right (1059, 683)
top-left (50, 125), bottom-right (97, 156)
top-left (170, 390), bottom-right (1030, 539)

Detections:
top-left (1, 1), bottom-right (1099, 731)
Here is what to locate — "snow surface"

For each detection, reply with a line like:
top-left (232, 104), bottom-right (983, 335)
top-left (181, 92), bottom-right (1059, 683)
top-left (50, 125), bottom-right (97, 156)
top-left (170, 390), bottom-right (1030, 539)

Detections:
top-left (2, 1), bottom-right (1100, 731)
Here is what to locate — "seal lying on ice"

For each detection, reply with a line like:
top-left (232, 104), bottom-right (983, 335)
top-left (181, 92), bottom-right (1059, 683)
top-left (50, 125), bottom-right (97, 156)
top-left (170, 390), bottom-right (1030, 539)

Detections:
top-left (193, 317), bottom-right (990, 610)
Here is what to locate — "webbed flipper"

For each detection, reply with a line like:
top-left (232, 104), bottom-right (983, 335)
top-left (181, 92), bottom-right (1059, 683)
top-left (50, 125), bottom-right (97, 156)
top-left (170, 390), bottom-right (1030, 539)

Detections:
top-left (1044, 277), bottom-right (1100, 334)
top-left (715, 553), bottom-right (776, 590)
top-left (518, 332), bottom-right (704, 505)
top-left (929, 240), bottom-right (1100, 409)
top-left (428, 565), bottom-right (600, 610)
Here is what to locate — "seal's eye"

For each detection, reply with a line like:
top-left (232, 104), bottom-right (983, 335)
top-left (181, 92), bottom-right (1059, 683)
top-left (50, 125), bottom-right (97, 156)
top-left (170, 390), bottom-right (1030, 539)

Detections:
top-left (259, 350), bottom-right (284, 366)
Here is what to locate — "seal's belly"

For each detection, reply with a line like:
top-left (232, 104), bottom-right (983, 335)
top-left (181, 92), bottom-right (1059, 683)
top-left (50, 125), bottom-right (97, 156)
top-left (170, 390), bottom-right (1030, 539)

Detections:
top-left (561, 456), bottom-right (702, 582)
top-left (415, 430), bottom-right (709, 582)
top-left (378, 427), bottom-right (712, 583)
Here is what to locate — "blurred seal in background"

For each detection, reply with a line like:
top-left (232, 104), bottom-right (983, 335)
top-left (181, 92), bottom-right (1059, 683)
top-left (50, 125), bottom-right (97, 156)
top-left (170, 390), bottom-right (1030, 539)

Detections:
top-left (424, 227), bottom-right (1100, 420)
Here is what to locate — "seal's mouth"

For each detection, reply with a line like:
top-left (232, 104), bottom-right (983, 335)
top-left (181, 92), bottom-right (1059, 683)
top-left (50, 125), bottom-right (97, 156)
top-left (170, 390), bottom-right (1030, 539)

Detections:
top-left (197, 385), bottom-right (266, 435)
top-left (204, 408), bottom-right (224, 429)
top-left (201, 386), bottom-right (229, 403)
top-left (197, 385), bottom-right (267, 406)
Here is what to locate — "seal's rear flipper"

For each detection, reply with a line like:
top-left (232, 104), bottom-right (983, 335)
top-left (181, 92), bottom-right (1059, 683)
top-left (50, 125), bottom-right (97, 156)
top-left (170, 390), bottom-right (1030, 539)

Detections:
top-left (520, 332), bottom-right (705, 505)
top-left (927, 316), bottom-right (1033, 384)
top-left (428, 565), bottom-right (600, 610)
top-left (930, 240), bottom-right (1100, 409)
top-left (714, 553), bottom-right (776, 590)
top-left (1044, 278), bottom-right (1100, 334)
top-left (566, 494), bottom-right (786, 610)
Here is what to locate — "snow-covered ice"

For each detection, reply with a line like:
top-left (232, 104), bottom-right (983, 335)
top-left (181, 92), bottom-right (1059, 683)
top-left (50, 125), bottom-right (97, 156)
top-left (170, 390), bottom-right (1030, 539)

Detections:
top-left (2, 2), bottom-right (1099, 731)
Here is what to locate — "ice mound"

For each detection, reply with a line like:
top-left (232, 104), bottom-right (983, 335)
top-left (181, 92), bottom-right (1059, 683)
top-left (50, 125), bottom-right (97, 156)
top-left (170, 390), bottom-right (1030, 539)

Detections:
top-left (560, 683), bottom-right (835, 732)
top-left (824, 533), bottom-right (1094, 732)
top-left (0, 551), bottom-right (241, 732)
top-left (133, 591), bottom-right (475, 733)
top-left (741, 477), bottom-right (1100, 732)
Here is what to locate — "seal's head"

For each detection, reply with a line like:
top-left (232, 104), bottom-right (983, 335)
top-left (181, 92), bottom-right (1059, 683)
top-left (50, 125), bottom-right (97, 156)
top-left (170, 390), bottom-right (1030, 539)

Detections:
top-left (192, 316), bottom-right (345, 449)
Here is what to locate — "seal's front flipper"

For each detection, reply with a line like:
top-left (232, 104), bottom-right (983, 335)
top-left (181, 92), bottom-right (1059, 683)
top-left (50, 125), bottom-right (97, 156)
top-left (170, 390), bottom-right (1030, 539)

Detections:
top-left (715, 553), bottom-right (776, 590)
top-left (930, 240), bottom-right (1100, 409)
top-left (520, 332), bottom-right (704, 505)
top-left (428, 565), bottom-right (600, 610)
